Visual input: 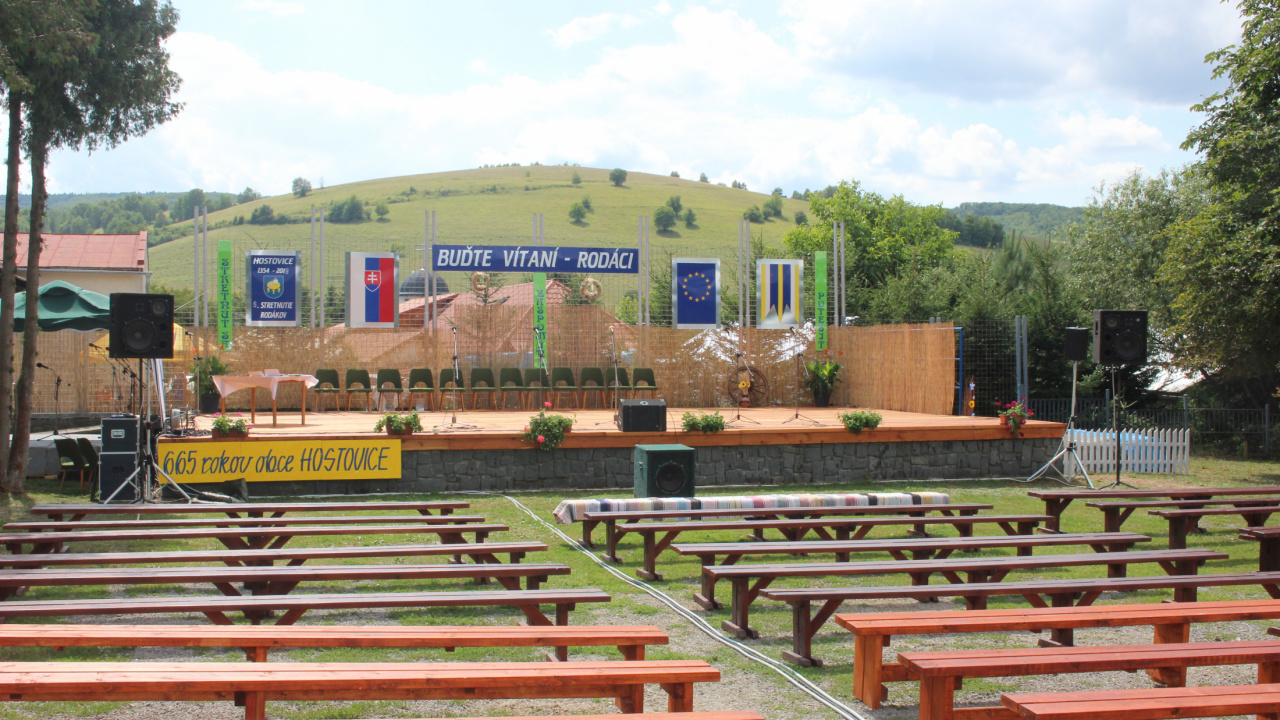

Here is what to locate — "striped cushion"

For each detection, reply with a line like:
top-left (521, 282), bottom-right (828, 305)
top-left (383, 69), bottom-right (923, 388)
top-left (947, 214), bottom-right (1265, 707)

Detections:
top-left (552, 492), bottom-right (949, 524)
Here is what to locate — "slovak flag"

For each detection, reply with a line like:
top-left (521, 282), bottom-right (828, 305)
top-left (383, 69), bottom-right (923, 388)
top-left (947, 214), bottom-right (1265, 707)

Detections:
top-left (347, 252), bottom-right (399, 328)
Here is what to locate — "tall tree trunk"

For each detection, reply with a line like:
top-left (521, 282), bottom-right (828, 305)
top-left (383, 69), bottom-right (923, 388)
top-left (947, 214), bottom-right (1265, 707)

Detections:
top-left (6, 123), bottom-right (44, 491)
top-left (0, 98), bottom-right (21, 491)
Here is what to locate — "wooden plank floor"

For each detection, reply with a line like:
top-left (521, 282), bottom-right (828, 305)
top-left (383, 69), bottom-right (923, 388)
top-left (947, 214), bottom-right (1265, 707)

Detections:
top-left (176, 406), bottom-right (1063, 451)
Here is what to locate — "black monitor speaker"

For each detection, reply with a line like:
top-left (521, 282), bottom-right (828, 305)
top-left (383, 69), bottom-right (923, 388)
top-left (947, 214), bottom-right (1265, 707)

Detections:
top-left (97, 452), bottom-right (137, 503)
top-left (109, 293), bottom-right (174, 359)
top-left (1064, 327), bottom-right (1090, 362)
top-left (100, 416), bottom-right (139, 453)
top-left (1092, 310), bottom-right (1148, 366)
top-left (634, 444), bottom-right (695, 498)
top-left (619, 398), bottom-right (667, 432)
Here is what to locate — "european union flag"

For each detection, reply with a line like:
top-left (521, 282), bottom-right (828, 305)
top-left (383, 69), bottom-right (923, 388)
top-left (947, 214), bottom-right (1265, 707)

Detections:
top-left (673, 258), bottom-right (720, 329)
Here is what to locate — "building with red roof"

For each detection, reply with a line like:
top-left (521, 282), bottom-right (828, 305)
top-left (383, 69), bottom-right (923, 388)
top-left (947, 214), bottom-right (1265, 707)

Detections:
top-left (8, 231), bottom-right (149, 295)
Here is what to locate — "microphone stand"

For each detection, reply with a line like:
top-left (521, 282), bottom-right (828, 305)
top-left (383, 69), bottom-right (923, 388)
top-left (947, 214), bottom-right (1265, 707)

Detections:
top-left (37, 364), bottom-right (66, 439)
top-left (783, 328), bottom-right (821, 426)
top-left (596, 326), bottom-right (622, 426)
top-left (434, 326), bottom-right (477, 432)
top-left (725, 348), bottom-right (760, 427)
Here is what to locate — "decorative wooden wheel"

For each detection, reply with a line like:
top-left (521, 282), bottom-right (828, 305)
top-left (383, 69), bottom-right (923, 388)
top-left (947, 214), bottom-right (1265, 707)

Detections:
top-left (725, 365), bottom-right (769, 407)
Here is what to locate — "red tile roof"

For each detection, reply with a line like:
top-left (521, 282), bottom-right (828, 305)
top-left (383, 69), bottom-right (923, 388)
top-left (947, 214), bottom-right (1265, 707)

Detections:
top-left (11, 232), bottom-right (147, 271)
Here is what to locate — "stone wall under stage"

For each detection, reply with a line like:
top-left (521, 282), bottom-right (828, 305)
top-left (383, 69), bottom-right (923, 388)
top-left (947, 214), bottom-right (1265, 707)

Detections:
top-left (232, 437), bottom-right (1058, 497)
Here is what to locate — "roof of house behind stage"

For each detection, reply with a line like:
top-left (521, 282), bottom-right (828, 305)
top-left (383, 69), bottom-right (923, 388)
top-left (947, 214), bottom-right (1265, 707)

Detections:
top-left (9, 232), bottom-right (148, 272)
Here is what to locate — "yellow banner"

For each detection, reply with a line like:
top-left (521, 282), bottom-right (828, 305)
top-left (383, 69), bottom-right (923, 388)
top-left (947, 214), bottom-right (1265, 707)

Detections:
top-left (157, 438), bottom-right (401, 483)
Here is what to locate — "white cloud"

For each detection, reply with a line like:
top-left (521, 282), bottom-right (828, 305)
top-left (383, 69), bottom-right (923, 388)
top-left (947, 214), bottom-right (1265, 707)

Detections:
top-left (550, 13), bottom-right (641, 49)
top-left (239, 0), bottom-right (304, 17)
top-left (469, 59), bottom-right (493, 74)
top-left (653, 0), bottom-right (673, 15)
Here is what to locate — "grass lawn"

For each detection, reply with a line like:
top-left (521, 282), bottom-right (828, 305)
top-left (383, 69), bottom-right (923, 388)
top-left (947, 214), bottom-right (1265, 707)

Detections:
top-left (1, 453), bottom-right (1279, 719)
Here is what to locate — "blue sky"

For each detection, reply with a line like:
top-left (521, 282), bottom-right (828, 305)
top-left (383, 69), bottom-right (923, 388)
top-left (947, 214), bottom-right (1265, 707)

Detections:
top-left (37, 0), bottom-right (1242, 206)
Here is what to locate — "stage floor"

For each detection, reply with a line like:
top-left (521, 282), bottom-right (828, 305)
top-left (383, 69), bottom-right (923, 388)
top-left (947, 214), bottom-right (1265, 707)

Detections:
top-left (178, 406), bottom-right (1064, 451)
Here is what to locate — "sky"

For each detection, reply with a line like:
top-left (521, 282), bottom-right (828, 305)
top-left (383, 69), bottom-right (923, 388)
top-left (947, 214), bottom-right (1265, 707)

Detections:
top-left (33, 0), bottom-right (1243, 207)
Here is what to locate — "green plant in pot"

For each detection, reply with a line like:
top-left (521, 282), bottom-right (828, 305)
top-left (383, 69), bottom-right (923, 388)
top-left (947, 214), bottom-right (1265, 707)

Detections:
top-left (210, 412), bottom-right (251, 439)
top-left (374, 412), bottom-right (423, 436)
top-left (803, 357), bottom-right (841, 407)
top-left (192, 355), bottom-right (230, 414)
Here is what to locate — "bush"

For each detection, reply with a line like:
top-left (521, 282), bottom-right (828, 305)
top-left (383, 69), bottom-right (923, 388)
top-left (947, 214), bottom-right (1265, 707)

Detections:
top-left (328, 195), bottom-right (366, 223)
top-left (743, 205), bottom-right (764, 223)
top-left (523, 404), bottom-right (574, 451)
top-left (237, 187), bottom-right (261, 204)
top-left (681, 410), bottom-right (725, 433)
top-left (666, 195), bottom-right (682, 213)
top-left (609, 168), bottom-right (628, 186)
top-left (794, 210), bottom-right (808, 225)
top-left (375, 201), bottom-right (389, 221)
top-left (292, 177), bottom-right (311, 198)
top-left (838, 410), bottom-right (883, 433)
top-left (699, 173), bottom-right (709, 182)
top-left (763, 194), bottom-right (784, 218)
top-left (653, 206), bottom-right (677, 231)
top-left (581, 195), bottom-right (593, 212)
top-left (569, 201), bottom-right (587, 223)
top-left (670, 170), bottom-right (680, 178)
top-left (373, 412), bottom-right (423, 433)
top-left (683, 208), bottom-right (697, 228)
top-left (248, 205), bottom-right (276, 225)
top-left (571, 171), bottom-right (582, 185)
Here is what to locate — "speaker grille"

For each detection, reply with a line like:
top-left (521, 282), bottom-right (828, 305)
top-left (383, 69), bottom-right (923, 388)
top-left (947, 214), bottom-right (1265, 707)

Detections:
top-left (653, 461), bottom-right (688, 495)
top-left (123, 319), bottom-right (158, 354)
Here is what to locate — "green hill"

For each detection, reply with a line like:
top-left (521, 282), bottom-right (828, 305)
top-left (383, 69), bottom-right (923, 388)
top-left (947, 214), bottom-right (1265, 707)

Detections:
top-left (148, 166), bottom-right (810, 290)
top-left (949, 201), bottom-right (1084, 240)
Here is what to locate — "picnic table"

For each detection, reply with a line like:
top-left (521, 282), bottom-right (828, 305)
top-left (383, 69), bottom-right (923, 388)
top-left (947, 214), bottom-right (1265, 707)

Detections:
top-left (1085, 497), bottom-right (1280, 532)
top-left (28, 500), bottom-right (468, 521)
top-left (4, 514), bottom-right (489, 532)
top-left (213, 373), bottom-right (319, 426)
top-left (1151, 504), bottom-right (1280, 548)
top-left (1001, 683), bottom-right (1280, 720)
top-left (1241, 525), bottom-right (1280, 571)
top-left (1028, 487), bottom-right (1280, 532)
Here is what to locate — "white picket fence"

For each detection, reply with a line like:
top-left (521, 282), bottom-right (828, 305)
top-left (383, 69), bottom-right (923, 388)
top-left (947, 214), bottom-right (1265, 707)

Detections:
top-left (1066, 428), bottom-right (1191, 475)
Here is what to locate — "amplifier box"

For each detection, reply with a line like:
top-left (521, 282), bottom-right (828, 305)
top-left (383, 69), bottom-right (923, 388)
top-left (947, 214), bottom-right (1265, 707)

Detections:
top-left (619, 399), bottom-right (667, 432)
top-left (98, 451), bottom-right (137, 503)
top-left (634, 444), bottom-right (695, 498)
top-left (100, 416), bottom-right (138, 453)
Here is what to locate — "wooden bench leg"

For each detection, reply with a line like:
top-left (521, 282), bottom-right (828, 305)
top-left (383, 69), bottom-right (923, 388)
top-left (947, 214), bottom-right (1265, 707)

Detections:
top-left (694, 558), bottom-right (722, 610)
top-left (1146, 622), bottom-right (1191, 687)
top-left (853, 634), bottom-right (891, 708)
top-left (616, 683), bottom-right (645, 713)
top-left (722, 579), bottom-right (758, 638)
top-left (638, 532), bottom-right (663, 581)
top-left (1260, 661), bottom-right (1280, 720)
top-left (603, 522), bottom-right (623, 563)
top-left (918, 675), bottom-right (956, 720)
top-left (243, 691), bottom-right (266, 720)
top-left (662, 681), bottom-right (693, 712)
top-left (581, 520), bottom-right (597, 549)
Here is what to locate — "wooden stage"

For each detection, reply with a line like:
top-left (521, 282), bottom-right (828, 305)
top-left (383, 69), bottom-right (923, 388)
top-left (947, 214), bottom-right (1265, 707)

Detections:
top-left (179, 407), bottom-right (1065, 452)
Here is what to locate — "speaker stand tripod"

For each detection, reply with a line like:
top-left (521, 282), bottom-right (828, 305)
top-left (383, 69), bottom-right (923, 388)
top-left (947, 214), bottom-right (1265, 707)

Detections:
top-left (596, 327), bottom-right (623, 427)
top-left (782, 349), bottom-right (821, 426)
top-left (1100, 366), bottom-right (1136, 489)
top-left (1020, 361), bottom-right (1094, 488)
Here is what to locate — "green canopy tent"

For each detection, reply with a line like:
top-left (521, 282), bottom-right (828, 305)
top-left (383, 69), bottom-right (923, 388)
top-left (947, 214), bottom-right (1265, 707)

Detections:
top-left (8, 280), bottom-right (111, 332)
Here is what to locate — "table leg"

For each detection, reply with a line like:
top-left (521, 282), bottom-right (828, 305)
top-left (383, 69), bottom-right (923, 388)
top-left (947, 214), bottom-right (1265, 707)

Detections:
top-left (301, 382), bottom-right (307, 425)
top-left (1146, 622), bottom-right (1190, 686)
top-left (272, 393), bottom-right (278, 427)
top-left (853, 635), bottom-right (890, 708)
top-left (250, 387), bottom-right (257, 424)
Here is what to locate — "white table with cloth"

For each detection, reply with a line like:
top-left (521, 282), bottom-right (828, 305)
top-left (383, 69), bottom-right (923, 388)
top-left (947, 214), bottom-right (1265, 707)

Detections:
top-left (212, 373), bottom-right (319, 426)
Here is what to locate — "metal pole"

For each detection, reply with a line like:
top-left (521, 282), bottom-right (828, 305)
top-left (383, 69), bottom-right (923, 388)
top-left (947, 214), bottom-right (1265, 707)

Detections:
top-left (837, 220), bottom-right (845, 326)
top-left (643, 216), bottom-right (651, 326)
top-left (637, 216), bottom-right (644, 327)
top-left (831, 223), bottom-right (839, 327)
top-left (318, 208), bottom-right (326, 329)
top-left (430, 210), bottom-right (437, 333)
top-left (192, 206), bottom-right (200, 326)
top-left (201, 206), bottom-right (209, 328)
top-left (1266, 403), bottom-right (1271, 457)
top-left (310, 207), bottom-right (317, 328)
top-left (423, 210), bottom-right (430, 333)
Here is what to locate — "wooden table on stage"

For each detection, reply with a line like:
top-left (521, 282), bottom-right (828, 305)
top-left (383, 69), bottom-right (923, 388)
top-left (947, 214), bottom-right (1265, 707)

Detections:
top-left (213, 374), bottom-right (319, 427)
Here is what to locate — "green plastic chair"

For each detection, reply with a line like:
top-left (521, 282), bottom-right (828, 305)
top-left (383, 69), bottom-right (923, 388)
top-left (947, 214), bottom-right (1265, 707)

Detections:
top-left (632, 367), bottom-right (659, 399)
top-left (578, 367), bottom-right (607, 409)
top-left (549, 367), bottom-right (577, 409)
top-left (344, 369), bottom-right (373, 412)
top-left (497, 368), bottom-right (526, 410)
top-left (313, 369), bottom-right (341, 412)
top-left (407, 368), bottom-right (435, 411)
top-left (604, 366), bottom-right (633, 402)
top-left (524, 368), bottom-right (551, 409)
top-left (53, 437), bottom-right (87, 494)
top-left (469, 368), bottom-right (497, 410)
top-left (439, 368), bottom-right (465, 412)
top-left (75, 438), bottom-right (99, 490)
top-left (375, 369), bottom-right (404, 411)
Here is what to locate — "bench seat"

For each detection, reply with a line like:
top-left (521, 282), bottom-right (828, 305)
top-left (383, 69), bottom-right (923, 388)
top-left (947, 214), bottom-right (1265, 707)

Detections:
top-left (3, 514), bottom-right (488, 532)
top-left (1086, 497), bottom-right (1280, 532)
top-left (28, 500), bottom-right (469, 521)
top-left (1028, 487), bottom-right (1280, 532)
top-left (0, 659), bottom-right (719, 718)
top-left (1152, 504), bottom-right (1280, 548)
top-left (1002, 682), bottom-right (1280, 720)
top-left (438, 715), bottom-right (762, 720)
top-left (759, 570), bottom-right (1280, 668)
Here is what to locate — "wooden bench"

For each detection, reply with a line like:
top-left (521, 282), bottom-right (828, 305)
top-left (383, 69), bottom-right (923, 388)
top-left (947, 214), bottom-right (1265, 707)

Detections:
top-left (616, 514), bottom-right (1050, 580)
top-left (0, 587), bottom-right (611, 626)
top-left (0, 541), bottom-right (547, 569)
top-left (434, 715), bottom-right (762, 720)
top-left (579, 502), bottom-right (993, 549)
top-left (714, 549), bottom-right (1223, 643)
top-left (4, 513), bottom-right (489, 532)
top-left (1002, 683), bottom-right (1280, 720)
top-left (0, 562), bottom-right (571, 601)
top-left (1086, 497), bottom-right (1280, 532)
top-left (28, 500), bottom-right (469, 521)
top-left (675, 532), bottom-right (1151, 609)
top-left (0, 659), bottom-right (718, 718)
top-left (838, 598), bottom-right (1280, 709)
top-left (0, 623), bottom-right (669, 663)
top-left (1243, 526), bottom-right (1280, 571)
top-left (1153, 505), bottom-right (1280, 548)
top-left (761, 570), bottom-right (1280, 668)
top-left (0, 522), bottom-right (507, 554)
top-left (1028, 487), bottom-right (1280, 532)
top-left (901, 639), bottom-right (1280, 720)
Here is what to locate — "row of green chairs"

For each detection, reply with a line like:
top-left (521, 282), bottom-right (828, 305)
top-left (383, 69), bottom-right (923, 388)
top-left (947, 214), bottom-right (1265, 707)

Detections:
top-left (312, 367), bottom-right (659, 412)
top-left (52, 437), bottom-right (98, 494)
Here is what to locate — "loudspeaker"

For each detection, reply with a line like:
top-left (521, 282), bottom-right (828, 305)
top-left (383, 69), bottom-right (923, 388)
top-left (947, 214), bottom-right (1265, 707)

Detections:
top-left (100, 416), bottom-right (139, 453)
top-left (619, 398), bottom-right (667, 432)
top-left (634, 444), bottom-right (695, 498)
top-left (1064, 327), bottom-right (1090, 362)
top-left (109, 293), bottom-right (174, 359)
top-left (98, 452), bottom-right (137, 503)
top-left (1092, 310), bottom-right (1148, 366)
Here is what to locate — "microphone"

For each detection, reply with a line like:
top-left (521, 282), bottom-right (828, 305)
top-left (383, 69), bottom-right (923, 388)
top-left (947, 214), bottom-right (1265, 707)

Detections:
top-left (88, 342), bottom-right (103, 350)
top-left (36, 363), bottom-right (51, 370)
top-left (184, 331), bottom-right (195, 337)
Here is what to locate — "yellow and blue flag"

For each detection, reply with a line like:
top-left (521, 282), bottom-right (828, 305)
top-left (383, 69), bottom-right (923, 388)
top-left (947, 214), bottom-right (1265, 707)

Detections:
top-left (756, 259), bottom-right (803, 329)
top-left (673, 258), bottom-right (720, 329)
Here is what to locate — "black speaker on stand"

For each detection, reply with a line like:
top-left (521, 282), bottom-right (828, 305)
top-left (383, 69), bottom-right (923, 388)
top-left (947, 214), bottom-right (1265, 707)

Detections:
top-left (1092, 309), bottom-right (1149, 490)
top-left (109, 293), bottom-right (175, 359)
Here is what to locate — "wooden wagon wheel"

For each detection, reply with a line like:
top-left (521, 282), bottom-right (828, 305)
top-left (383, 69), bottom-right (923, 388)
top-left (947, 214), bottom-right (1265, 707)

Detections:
top-left (725, 365), bottom-right (769, 407)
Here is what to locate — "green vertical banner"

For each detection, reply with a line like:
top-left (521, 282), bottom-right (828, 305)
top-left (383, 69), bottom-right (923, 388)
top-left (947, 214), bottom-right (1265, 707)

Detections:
top-left (217, 240), bottom-right (234, 350)
top-left (532, 272), bottom-right (547, 362)
top-left (814, 251), bottom-right (828, 351)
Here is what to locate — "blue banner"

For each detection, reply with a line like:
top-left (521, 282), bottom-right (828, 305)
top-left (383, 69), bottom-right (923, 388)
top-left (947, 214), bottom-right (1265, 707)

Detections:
top-left (757, 259), bottom-right (803, 329)
top-left (245, 250), bottom-right (300, 327)
top-left (673, 258), bottom-right (720, 329)
top-left (433, 245), bottom-right (638, 274)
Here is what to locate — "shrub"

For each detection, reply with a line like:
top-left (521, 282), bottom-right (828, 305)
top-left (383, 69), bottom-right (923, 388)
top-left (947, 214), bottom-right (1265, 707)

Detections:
top-left (699, 172), bottom-right (709, 182)
top-left (743, 205), bottom-right (764, 223)
top-left (291, 177), bottom-right (311, 198)
top-left (837, 410), bottom-right (883, 433)
top-left (653, 206), bottom-right (677, 231)
top-left (581, 195), bottom-right (593, 212)
top-left (572, 171), bottom-right (582, 185)
top-left (794, 210), bottom-right (808, 225)
top-left (763, 194), bottom-right (784, 218)
top-left (569, 201), bottom-right (587, 223)
top-left (248, 204), bottom-right (275, 225)
top-left (328, 195), bottom-right (366, 223)
top-left (609, 168), bottom-right (628, 186)
top-left (523, 403), bottom-right (574, 450)
top-left (683, 208), bottom-right (697, 228)
top-left (666, 195), bottom-right (682, 213)
top-left (375, 201), bottom-right (389, 221)
top-left (373, 412), bottom-right (423, 433)
top-left (681, 410), bottom-right (725, 433)
top-left (670, 170), bottom-right (680, 178)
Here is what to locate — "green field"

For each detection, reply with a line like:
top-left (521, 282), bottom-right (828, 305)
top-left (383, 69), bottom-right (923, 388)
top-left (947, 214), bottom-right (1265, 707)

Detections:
top-left (148, 166), bottom-right (812, 290)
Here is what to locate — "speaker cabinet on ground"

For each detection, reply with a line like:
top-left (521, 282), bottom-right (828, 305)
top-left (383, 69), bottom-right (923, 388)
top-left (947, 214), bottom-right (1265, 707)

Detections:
top-left (1092, 310), bottom-right (1148, 366)
top-left (634, 443), bottom-right (695, 498)
top-left (100, 416), bottom-right (139, 453)
top-left (109, 293), bottom-right (174, 359)
top-left (619, 398), bottom-right (667, 432)
top-left (1064, 327), bottom-right (1091, 362)
top-left (98, 452), bottom-right (137, 503)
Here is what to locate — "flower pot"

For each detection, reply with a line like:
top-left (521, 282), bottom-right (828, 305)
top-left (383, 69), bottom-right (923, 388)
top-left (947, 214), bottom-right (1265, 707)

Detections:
top-left (210, 429), bottom-right (248, 440)
top-left (386, 427), bottom-right (414, 437)
top-left (812, 389), bottom-right (831, 408)
top-left (200, 393), bottom-right (221, 414)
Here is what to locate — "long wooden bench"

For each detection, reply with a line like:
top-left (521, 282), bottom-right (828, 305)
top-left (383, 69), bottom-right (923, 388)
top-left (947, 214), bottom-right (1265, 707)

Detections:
top-left (676, 532), bottom-right (1151, 609)
top-left (1153, 504), bottom-right (1280, 548)
top-left (1243, 526), bottom-right (1280, 571)
top-left (1002, 683), bottom-right (1280, 720)
top-left (0, 522), bottom-right (507, 554)
top-left (0, 541), bottom-right (547, 569)
top-left (1028, 487), bottom-right (1280, 532)
top-left (838, 598), bottom-right (1280, 709)
top-left (0, 562), bottom-right (571, 601)
top-left (761, 570), bottom-right (1280, 668)
top-left (4, 514), bottom-right (489, 532)
top-left (425, 715), bottom-right (761, 720)
top-left (714, 549), bottom-right (1223, 642)
top-left (1085, 497), bottom-right (1280, 532)
top-left (28, 500), bottom-right (470, 521)
top-left (0, 587), bottom-right (611, 626)
top-left (901, 639), bottom-right (1280, 720)
top-left (0, 659), bottom-right (718, 718)
top-left (616, 514), bottom-right (1050, 579)
top-left (579, 502), bottom-right (993, 549)
top-left (0, 623), bottom-right (669, 663)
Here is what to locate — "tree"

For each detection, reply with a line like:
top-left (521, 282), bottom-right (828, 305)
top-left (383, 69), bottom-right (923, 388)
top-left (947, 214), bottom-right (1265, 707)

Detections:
top-left (571, 170), bottom-right (581, 185)
top-left (568, 201), bottom-right (587, 223)
top-left (292, 176), bottom-right (311, 198)
top-left (670, 170), bottom-right (680, 178)
top-left (653, 205), bottom-right (677, 231)
top-left (581, 195), bottom-right (592, 212)
top-left (327, 195), bottom-right (365, 223)
top-left (666, 195), bottom-right (682, 214)
top-left (791, 191), bottom-right (802, 200)
top-left (236, 187), bottom-right (260, 204)
top-left (249, 204), bottom-right (275, 224)
top-left (374, 200), bottom-right (389, 221)
top-left (763, 194), bottom-right (784, 218)
top-left (794, 210), bottom-right (808, 225)
top-left (743, 205), bottom-right (764, 223)
top-left (609, 168), bottom-right (627, 186)
top-left (699, 172), bottom-right (709, 183)
top-left (683, 208), bottom-right (697, 228)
